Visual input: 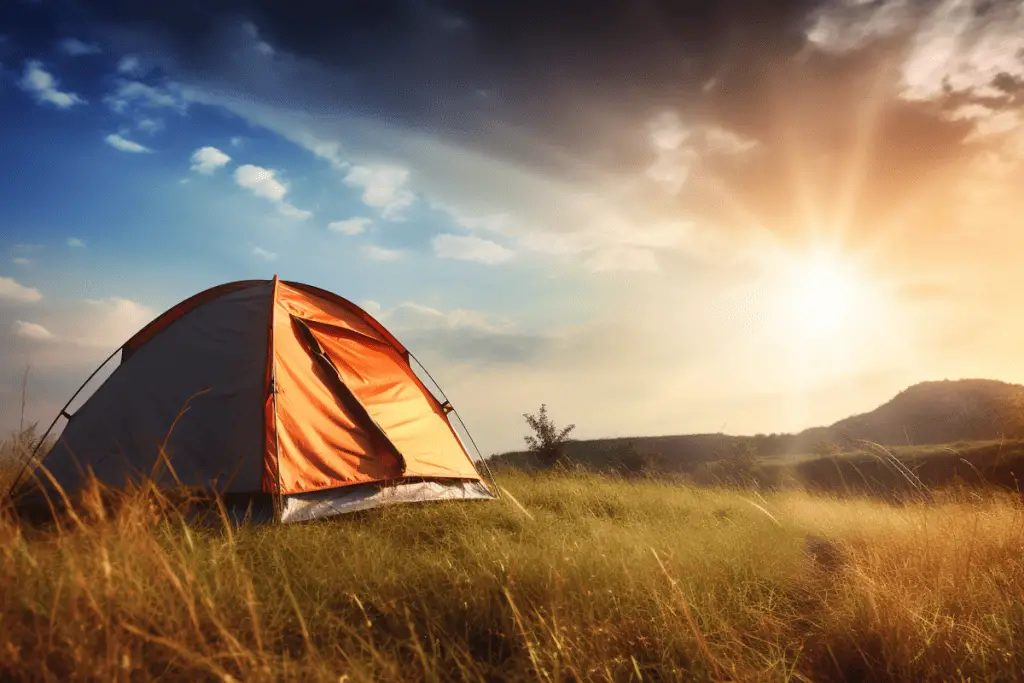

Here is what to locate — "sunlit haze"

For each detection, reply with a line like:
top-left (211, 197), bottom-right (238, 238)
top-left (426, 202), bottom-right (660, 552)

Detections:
top-left (2, 0), bottom-right (1024, 453)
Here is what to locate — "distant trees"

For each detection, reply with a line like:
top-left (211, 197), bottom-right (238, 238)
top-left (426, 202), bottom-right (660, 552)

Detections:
top-left (523, 404), bottom-right (576, 468)
top-left (699, 440), bottom-right (760, 486)
top-left (610, 440), bottom-right (663, 477)
top-left (813, 440), bottom-right (843, 459)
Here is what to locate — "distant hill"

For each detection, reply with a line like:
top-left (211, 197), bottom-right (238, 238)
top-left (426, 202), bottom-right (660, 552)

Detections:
top-left (494, 379), bottom-right (1024, 471)
top-left (814, 379), bottom-right (1024, 446)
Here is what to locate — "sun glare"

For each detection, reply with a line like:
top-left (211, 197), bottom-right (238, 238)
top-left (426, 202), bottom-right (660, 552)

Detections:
top-left (780, 250), bottom-right (868, 340)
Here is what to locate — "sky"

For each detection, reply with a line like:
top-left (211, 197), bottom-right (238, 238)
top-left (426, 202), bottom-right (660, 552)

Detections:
top-left (2, 0), bottom-right (1024, 454)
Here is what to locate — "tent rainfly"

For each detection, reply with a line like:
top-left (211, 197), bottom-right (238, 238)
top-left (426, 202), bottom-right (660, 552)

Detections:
top-left (10, 277), bottom-right (498, 523)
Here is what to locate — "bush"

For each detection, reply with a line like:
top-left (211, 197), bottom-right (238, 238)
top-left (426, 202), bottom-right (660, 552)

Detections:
top-left (522, 404), bottom-right (576, 468)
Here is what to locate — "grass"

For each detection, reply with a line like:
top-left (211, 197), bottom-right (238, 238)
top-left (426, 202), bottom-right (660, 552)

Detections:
top-left (0, 462), bottom-right (1022, 681)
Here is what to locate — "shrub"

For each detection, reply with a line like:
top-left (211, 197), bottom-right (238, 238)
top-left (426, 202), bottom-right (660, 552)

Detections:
top-left (522, 404), bottom-right (576, 468)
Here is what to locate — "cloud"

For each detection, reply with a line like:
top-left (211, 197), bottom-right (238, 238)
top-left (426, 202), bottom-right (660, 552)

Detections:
top-left (104, 133), bottom-right (151, 153)
top-left (950, 105), bottom-right (1022, 141)
top-left (77, 297), bottom-right (155, 349)
top-left (243, 21), bottom-right (275, 57)
top-left (373, 301), bottom-right (550, 367)
top-left (703, 126), bottom-right (760, 156)
top-left (234, 164), bottom-right (287, 201)
top-left (382, 302), bottom-right (513, 335)
top-left (190, 146), bottom-right (231, 174)
top-left (360, 245), bottom-right (403, 261)
top-left (66, 238), bottom-right (85, 248)
top-left (647, 110), bottom-right (691, 152)
top-left (807, 1), bottom-right (1024, 108)
top-left (117, 55), bottom-right (142, 75)
top-left (136, 117), bottom-right (164, 134)
top-left (276, 202), bottom-right (312, 220)
top-left (327, 217), bottom-right (371, 235)
top-left (14, 321), bottom-right (54, 341)
top-left (58, 38), bottom-right (101, 56)
top-left (432, 234), bottom-right (514, 265)
top-left (430, 202), bottom-right (516, 233)
top-left (230, 136), bottom-right (244, 147)
top-left (584, 248), bottom-right (659, 273)
top-left (805, 0), bottom-right (912, 54)
top-left (233, 164), bottom-right (313, 218)
top-left (0, 277), bottom-right (42, 303)
top-left (104, 79), bottom-right (185, 114)
top-left (11, 258), bottom-right (31, 267)
top-left (252, 246), bottom-right (277, 261)
top-left (18, 61), bottom-right (85, 108)
top-left (360, 300), bottom-right (382, 315)
top-left (343, 165), bottom-right (414, 219)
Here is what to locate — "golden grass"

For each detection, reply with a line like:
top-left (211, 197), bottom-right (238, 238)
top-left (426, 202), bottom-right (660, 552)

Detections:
top-left (0, 470), bottom-right (1022, 681)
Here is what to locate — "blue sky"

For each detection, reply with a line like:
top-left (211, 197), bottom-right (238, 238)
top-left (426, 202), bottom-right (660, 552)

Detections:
top-left (4, 0), bottom-right (1024, 452)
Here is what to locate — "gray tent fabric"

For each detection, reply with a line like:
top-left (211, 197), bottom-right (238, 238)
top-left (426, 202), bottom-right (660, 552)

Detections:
top-left (37, 282), bottom-right (272, 496)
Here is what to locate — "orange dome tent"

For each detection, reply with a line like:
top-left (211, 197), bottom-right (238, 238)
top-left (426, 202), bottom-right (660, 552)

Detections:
top-left (10, 277), bottom-right (498, 523)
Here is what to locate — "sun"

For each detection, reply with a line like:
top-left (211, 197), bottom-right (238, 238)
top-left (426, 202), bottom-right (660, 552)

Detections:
top-left (779, 249), bottom-right (869, 340)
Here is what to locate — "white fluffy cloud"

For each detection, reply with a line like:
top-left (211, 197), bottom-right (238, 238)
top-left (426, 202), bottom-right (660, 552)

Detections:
top-left (14, 321), bottom-right (54, 341)
top-left (252, 246), bottom-right (277, 261)
top-left (105, 80), bottom-right (184, 114)
top-left (234, 164), bottom-right (287, 201)
top-left (105, 133), bottom-right (151, 153)
top-left (58, 38), bottom-right (101, 56)
top-left (76, 297), bottom-right (155, 349)
top-left (647, 110), bottom-right (691, 151)
top-left (66, 238), bottom-right (85, 248)
top-left (276, 203), bottom-right (312, 220)
top-left (117, 55), bottom-right (142, 75)
top-left (18, 61), bottom-right (85, 109)
top-left (643, 111), bottom-right (758, 195)
top-left (432, 234), bottom-right (515, 265)
top-left (234, 164), bottom-right (313, 219)
top-left (343, 165), bottom-right (415, 219)
top-left (328, 217), bottom-right (371, 235)
top-left (805, 0), bottom-right (911, 54)
top-left (807, 0), bottom-right (1024, 108)
top-left (361, 245), bottom-right (404, 261)
top-left (190, 146), bottom-right (231, 174)
top-left (0, 277), bottom-right (42, 303)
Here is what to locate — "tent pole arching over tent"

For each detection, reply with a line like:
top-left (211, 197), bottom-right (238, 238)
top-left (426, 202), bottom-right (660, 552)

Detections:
top-left (407, 350), bottom-right (502, 500)
top-left (6, 345), bottom-right (122, 498)
top-left (9, 277), bottom-right (500, 521)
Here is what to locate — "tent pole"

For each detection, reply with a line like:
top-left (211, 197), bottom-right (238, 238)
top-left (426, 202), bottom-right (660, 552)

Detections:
top-left (407, 351), bottom-right (502, 500)
top-left (270, 275), bottom-right (284, 523)
top-left (6, 345), bottom-right (123, 498)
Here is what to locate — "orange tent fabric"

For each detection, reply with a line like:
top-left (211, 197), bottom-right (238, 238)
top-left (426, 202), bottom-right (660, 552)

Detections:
top-left (16, 277), bottom-right (494, 523)
top-left (271, 280), bottom-right (485, 495)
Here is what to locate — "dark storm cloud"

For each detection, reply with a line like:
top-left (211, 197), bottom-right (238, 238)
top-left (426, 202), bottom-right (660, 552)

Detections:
top-left (68, 0), bottom-right (822, 174)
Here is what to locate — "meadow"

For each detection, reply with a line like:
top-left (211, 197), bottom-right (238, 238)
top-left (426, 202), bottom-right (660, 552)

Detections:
top-left (0, 439), bottom-right (1022, 682)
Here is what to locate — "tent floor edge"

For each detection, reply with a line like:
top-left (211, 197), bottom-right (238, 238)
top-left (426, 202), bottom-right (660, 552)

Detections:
top-left (279, 477), bottom-right (495, 524)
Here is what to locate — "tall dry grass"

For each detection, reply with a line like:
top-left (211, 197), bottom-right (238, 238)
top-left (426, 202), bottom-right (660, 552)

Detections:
top-left (0, 455), bottom-right (1022, 681)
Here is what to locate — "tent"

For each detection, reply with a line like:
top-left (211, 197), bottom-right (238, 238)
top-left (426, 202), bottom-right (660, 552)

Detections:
top-left (10, 277), bottom-right (498, 522)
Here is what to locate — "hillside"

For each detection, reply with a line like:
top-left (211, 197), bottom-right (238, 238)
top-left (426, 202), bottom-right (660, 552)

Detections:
top-left (496, 379), bottom-right (1024, 471)
top-left (820, 378), bottom-right (1024, 445)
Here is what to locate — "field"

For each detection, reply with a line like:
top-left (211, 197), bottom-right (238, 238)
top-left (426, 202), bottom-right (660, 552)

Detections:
top-left (0, 460), bottom-right (1022, 681)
